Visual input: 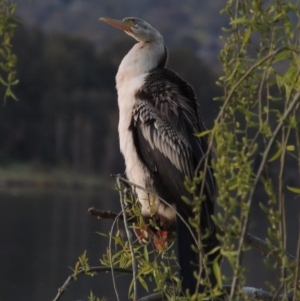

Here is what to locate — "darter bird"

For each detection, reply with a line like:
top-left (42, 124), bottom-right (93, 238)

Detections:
top-left (101, 17), bottom-right (220, 295)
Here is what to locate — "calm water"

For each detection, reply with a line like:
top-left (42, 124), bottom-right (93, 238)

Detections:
top-left (0, 188), bottom-right (132, 301)
top-left (1, 187), bottom-right (299, 300)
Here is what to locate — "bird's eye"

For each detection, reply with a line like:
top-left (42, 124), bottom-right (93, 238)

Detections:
top-left (130, 19), bottom-right (137, 26)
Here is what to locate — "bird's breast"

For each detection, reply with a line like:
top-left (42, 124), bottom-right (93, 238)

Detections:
top-left (116, 72), bottom-right (176, 222)
top-left (116, 73), bottom-right (153, 211)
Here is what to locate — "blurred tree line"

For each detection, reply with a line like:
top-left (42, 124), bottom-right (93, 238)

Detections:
top-left (0, 23), bottom-right (220, 175)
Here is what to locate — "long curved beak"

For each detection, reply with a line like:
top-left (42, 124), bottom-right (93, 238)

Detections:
top-left (100, 17), bottom-right (132, 33)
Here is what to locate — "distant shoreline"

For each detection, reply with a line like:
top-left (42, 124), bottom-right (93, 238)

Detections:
top-left (0, 163), bottom-right (105, 192)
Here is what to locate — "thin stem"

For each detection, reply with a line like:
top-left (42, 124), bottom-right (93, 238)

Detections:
top-left (279, 127), bottom-right (291, 299)
top-left (51, 267), bottom-right (133, 301)
top-left (109, 211), bottom-right (123, 301)
top-left (117, 175), bottom-right (138, 300)
top-left (292, 218), bottom-right (300, 301)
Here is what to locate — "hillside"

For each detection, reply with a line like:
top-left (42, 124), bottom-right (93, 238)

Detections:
top-left (14, 0), bottom-right (227, 64)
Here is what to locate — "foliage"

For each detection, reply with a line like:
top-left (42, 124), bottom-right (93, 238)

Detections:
top-left (0, 0), bottom-right (18, 103)
top-left (99, 192), bottom-right (181, 301)
top-left (211, 0), bottom-right (300, 300)
top-left (46, 1), bottom-right (300, 301)
top-left (82, 0), bottom-right (300, 300)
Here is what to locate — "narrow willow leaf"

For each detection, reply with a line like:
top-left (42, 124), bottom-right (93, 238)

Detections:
top-left (143, 245), bottom-right (149, 262)
top-left (273, 49), bottom-right (290, 63)
top-left (268, 145), bottom-right (282, 162)
top-left (287, 186), bottom-right (300, 194)
top-left (288, 116), bottom-right (297, 128)
top-left (228, 183), bottom-right (238, 191)
top-left (0, 76), bottom-right (8, 86)
top-left (74, 261), bottom-right (79, 272)
top-left (286, 145), bottom-right (295, 151)
top-left (242, 27), bottom-right (251, 47)
top-left (230, 18), bottom-right (251, 25)
top-left (213, 260), bottom-right (222, 289)
top-left (194, 129), bottom-right (211, 137)
top-left (138, 275), bottom-right (149, 292)
top-left (282, 66), bottom-right (298, 85)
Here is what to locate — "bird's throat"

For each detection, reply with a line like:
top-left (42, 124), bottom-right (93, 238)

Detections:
top-left (117, 40), bottom-right (165, 82)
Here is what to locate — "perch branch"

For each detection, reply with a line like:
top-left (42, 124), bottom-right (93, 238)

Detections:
top-left (88, 208), bottom-right (297, 264)
top-left (111, 174), bottom-right (197, 245)
top-left (88, 207), bottom-right (176, 231)
top-left (116, 175), bottom-right (138, 300)
top-left (88, 207), bottom-right (123, 220)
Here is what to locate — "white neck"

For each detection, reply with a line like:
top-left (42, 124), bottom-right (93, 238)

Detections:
top-left (116, 38), bottom-right (165, 86)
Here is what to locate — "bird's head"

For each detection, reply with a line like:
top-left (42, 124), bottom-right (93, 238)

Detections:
top-left (100, 17), bottom-right (163, 43)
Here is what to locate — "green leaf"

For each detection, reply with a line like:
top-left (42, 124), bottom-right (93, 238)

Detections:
top-left (286, 145), bottom-right (295, 151)
top-left (138, 275), bottom-right (149, 292)
top-left (143, 245), bottom-right (149, 262)
top-left (242, 27), bottom-right (251, 47)
top-left (194, 129), bottom-right (211, 137)
top-left (288, 116), bottom-right (297, 128)
top-left (0, 76), bottom-right (8, 86)
top-left (268, 143), bottom-right (282, 162)
top-left (213, 260), bottom-right (222, 289)
top-left (5, 86), bottom-right (18, 101)
top-left (273, 49), bottom-right (290, 63)
top-left (230, 18), bottom-right (251, 25)
top-left (287, 186), bottom-right (300, 194)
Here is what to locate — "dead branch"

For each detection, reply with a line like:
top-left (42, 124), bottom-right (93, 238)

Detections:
top-left (88, 207), bottom-right (124, 220)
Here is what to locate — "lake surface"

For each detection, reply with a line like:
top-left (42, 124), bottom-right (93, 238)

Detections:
top-left (1, 186), bottom-right (299, 300)
top-left (0, 188), bottom-right (132, 301)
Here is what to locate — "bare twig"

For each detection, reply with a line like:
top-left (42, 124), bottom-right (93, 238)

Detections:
top-left (51, 266), bottom-right (132, 301)
top-left (244, 233), bottom-right (296, 263)
top-left (88, 207), bottom-right (124, 220)
top-left (109, 211), bottom-right (123, 301)
top-left (222, 286), bottom-right (295, 301)
top-left (88, 207), bottom-right (176, 231)
top-left (116, 175), bottom-right (138, 300)
top-left (137, 293), bottom-right (167, 301)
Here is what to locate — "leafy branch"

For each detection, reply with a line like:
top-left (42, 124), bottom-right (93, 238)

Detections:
top-left (52, 175), bottom-right (299, 301)
top-left (0, 0), bottom-right (18, 103)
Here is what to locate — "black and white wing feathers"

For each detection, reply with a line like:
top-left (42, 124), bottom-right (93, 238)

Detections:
top-left (131, 68), bottom-right (215, 230)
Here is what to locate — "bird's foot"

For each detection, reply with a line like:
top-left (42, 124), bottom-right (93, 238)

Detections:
top-left (153, 230), bottom-right (169, 251)
top-left (133, 223), bottom-right (170, 251)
